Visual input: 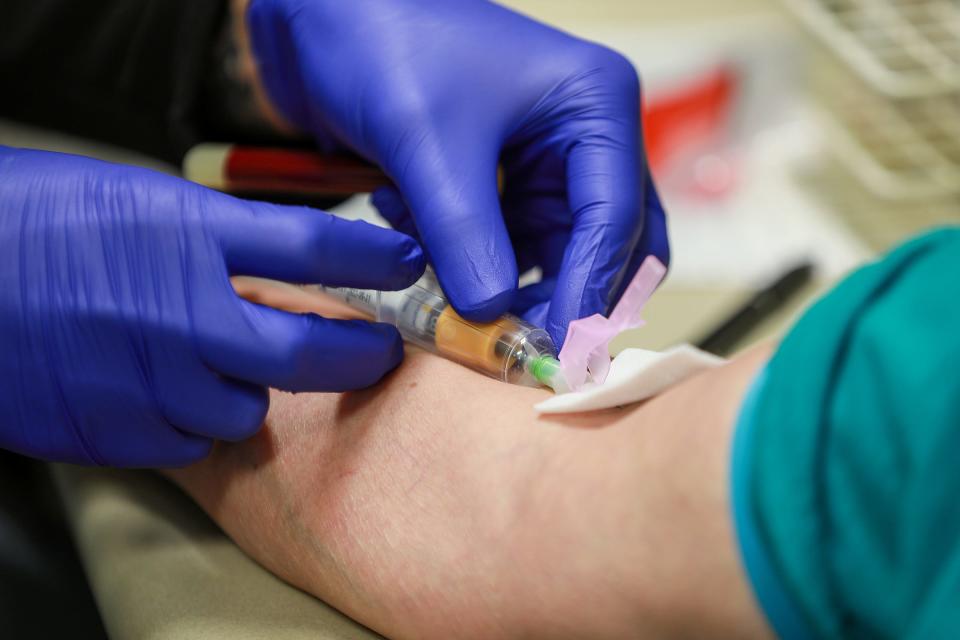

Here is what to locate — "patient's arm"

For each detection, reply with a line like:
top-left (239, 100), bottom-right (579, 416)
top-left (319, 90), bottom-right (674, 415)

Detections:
top-left (167, 280), bottom-right (773, 639)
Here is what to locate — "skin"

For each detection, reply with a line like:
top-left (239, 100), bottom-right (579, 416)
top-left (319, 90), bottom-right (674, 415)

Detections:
top-left (166, 279), bottom-right (774, 639)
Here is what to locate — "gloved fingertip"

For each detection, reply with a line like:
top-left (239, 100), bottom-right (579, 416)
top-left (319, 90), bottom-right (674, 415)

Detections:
top-left (372, 188), bottom-right (424, 252)
top-left (547, 322), bottom-right (568, 352)
top-left (384, 324), bottom-right (406, 372)
top-left (643, 167), bottom-right (671, 269)
top-left (371, 186), bottom-right (413, 229)
top-left (170, 438), bottom-right (215, 468)
top-left (370, 186), bottom-right (403, 216)
top-left (449, 285), bottom-right (514, 324)
top-left (396, 235), bottom-right (427, 288)
top-left (222, 386), bottom-right (270, 442)
top-left (511, 279), bottom-right (557, 316)
top-left (520, 301), bottom-right (550, 331)
top-left (653, 242), bottom-right (671, 273)
top-left (543, 302), bottom-right (578, 350)
top-left (351, 321), bottom-right (405, 388)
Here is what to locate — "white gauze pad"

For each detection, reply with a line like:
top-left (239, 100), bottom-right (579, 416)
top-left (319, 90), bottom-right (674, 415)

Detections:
top-left (534, 345), bottom-right (725, 414)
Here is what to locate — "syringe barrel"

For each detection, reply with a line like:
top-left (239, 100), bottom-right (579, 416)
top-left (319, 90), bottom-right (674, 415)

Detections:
top-left (433, 306), bottom-right (555, 386)
top-left (377, 284), bottom-right (447, 353)
top-left (319, 280), bottom-right (556, 387)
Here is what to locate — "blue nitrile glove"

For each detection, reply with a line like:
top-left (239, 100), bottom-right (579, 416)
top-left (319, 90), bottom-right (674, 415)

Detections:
top-left (246, 0), bottom-right (669, 347)
top-left (0, 147), bottom-right (424, 467)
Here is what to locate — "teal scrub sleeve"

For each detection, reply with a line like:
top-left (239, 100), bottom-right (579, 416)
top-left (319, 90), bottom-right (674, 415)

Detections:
top-left (731, 227), bottom-right (960, 639)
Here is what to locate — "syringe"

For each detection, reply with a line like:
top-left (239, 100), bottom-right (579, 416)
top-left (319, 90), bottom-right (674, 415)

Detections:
top-left (312, 274), bottom-right (566, 392)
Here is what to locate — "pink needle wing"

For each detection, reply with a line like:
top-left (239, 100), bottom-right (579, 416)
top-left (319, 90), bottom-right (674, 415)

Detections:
top-left (558, 256), bottom-right (667, 391)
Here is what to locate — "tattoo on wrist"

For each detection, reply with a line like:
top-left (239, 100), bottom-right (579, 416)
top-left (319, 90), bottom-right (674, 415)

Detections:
top-left (202, 7), bottom-right (292, 139)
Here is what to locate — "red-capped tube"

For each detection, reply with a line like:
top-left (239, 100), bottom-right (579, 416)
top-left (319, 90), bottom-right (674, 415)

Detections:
top-left (183, 143), bottom-right (391, 196)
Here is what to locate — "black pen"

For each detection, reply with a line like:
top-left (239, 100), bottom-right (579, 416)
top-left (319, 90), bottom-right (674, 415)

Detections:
top-left (695, 262), bottom-right (814, 356)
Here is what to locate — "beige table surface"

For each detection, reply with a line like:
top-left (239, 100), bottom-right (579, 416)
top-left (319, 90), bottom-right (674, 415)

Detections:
top-left (51, 466), bottom-right (382, 639)
top-left (5, 0), bottom-right (955, 637)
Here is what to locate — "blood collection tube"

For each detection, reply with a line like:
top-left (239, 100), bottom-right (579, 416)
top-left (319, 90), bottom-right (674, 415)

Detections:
top-left (183, 143), bottom-right (390, 197)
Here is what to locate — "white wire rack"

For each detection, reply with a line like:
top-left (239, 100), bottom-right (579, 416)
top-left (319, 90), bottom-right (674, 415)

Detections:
top-left (785, 0), bottom-right (960, 97)
top-left (786, 0), bottom-right (960, 200)
top-left (813, 55), bottom-right (960, 199)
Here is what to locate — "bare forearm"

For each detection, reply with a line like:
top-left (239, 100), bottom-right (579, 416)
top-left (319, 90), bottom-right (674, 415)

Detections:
top-left (169, 351), bottom-right (574, 636)
top-left (168, 342), bottom-right (772, 638)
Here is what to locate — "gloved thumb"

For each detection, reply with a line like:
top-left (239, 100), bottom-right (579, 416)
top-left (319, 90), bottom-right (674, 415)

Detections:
top-left (391, 139), bottom-right (517, 323)
top-left (371, 186), bottom-right (422, 247)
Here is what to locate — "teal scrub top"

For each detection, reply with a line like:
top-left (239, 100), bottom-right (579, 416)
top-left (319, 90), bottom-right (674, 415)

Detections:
top-left (732, 227), bottom-right (960, 639)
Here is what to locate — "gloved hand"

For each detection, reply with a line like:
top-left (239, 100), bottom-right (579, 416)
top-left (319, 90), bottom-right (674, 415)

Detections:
top-left (0, 147), bottom-right (424, 467)
top-left (245, 0), bottom-right (669, 346)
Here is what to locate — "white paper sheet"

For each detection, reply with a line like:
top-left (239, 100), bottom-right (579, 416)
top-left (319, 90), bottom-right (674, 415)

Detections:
top-left (534, 345), bottom-right (725, 414)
